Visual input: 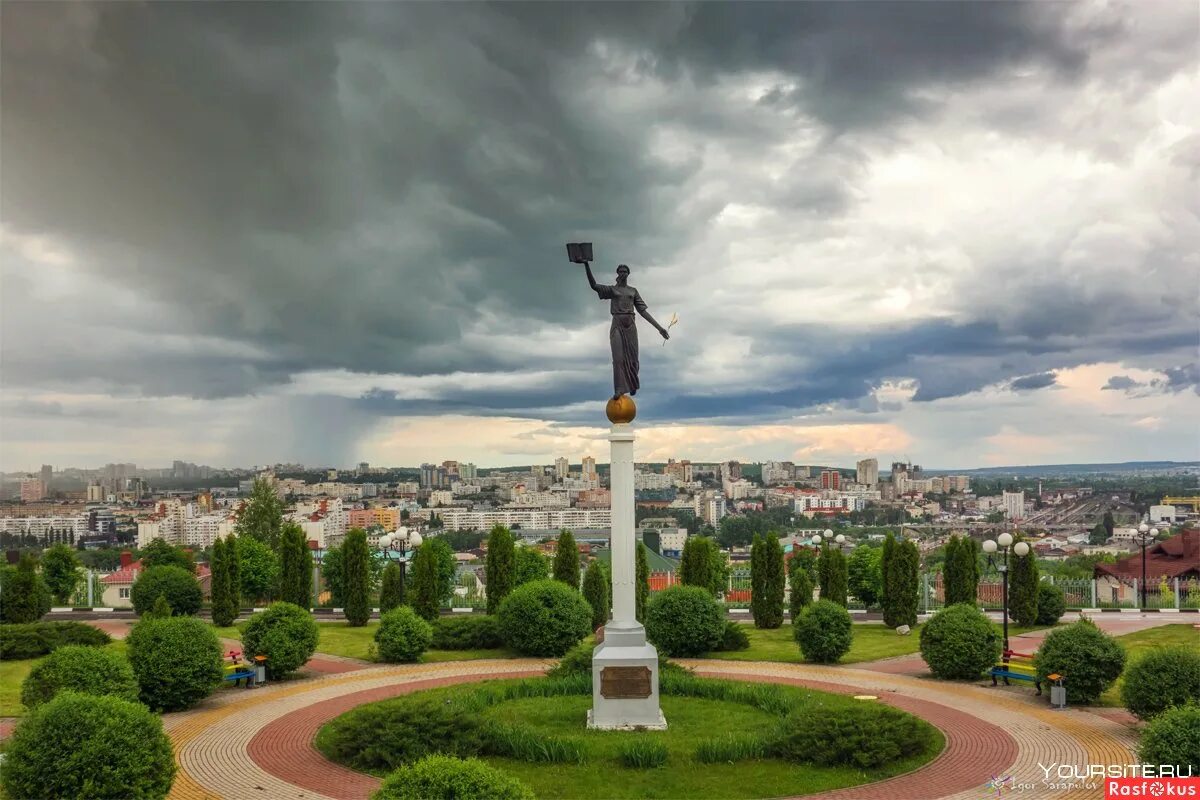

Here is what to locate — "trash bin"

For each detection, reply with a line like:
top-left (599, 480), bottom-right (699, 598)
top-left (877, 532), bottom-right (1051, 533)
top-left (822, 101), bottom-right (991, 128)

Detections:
top-left (1048, 673), bottom-right (1066, 708)
top-left (254, 656), bottom-right (267, 687)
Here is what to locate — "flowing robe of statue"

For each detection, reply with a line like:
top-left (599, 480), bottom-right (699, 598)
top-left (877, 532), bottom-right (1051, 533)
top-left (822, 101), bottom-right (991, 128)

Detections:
top-left (593, 283), bottom-right (647, 398)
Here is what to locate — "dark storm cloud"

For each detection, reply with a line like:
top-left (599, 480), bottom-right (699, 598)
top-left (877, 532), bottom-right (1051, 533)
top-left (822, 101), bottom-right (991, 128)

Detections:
top-left (1, 1), bottom-right (1196, 434)
top-left (1103, 375), bottom-right (1140, 391)
top-left (1101, 364), bottom-right (1200, 397)
top-left (1009, 372), bottom-right (1057, 391)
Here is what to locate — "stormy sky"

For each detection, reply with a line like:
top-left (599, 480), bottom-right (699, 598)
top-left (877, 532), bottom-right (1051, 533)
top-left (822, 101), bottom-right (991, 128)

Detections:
top-left (1, 1), bottom-right (1197, 471)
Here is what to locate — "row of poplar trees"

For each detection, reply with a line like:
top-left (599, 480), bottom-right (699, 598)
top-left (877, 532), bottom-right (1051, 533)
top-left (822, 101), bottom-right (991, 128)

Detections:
top-left (484, 525), bottom-right (652, 632)
top-left (209, 522), bottom-right (316, 627)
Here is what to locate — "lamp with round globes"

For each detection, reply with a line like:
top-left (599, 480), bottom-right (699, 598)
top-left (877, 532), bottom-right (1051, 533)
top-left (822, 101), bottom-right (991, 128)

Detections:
top-left (1013, 541), bottom-right (1030, 557)
top-left (823, 529), bottom-right (833, 537)
top-left (998, 532), bottom-right (1013, 547)
top-left (811, 534), bottom-right (822, 545)
top-left (1135, 522), bottom-right (1159, 609)
top-left (983, 530), bottom-right (1031, 652)
top-left (835, 534), bottom-right (846, 545)
top-left (982, 539), bottom-right (998, 554)
top-left (378, 527), bottom-right (422, 598)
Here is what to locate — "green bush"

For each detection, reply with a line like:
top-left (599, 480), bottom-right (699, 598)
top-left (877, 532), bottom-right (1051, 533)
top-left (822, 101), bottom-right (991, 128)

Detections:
top-left (618, 738), bottom-right (668, 768)
top-left (376, 606), bottom-right (433, 663)
top-left (715, 620), bottom-right (751, 652)
top-left (497, 579), bottom-right (592, 657)
top-left (372, 755), bottom-right (533, 800)
top-left (1138, 704), bottom-right (1200, 773)
top-left (0, 553), bottom-right (51, 623)
top-left (126, 616), bottom-right (223, 711)
top-left (20, 645), bottom-right (139, 709)
top-left (918, 603), bottom-right (1002, 679)
top-left (0, 621), bottom-right (110, 660)
top-left (0, 691), bottom-right (175, 800)
top-left (319, 699), bottom-right (484, 773)
top-left (773, 703), bottom-right (936, 768)
top-left (1034, 618), bottom-right (1125, 704)
top-left (131, 565), bottom-right (202, 617)
top-left (789, 568), bottom-right (814, 620)
top-left (793, 600), bottom-right (852, 663)
top-left (431, 615), bottom-right (504, 650)
top-left (241, 602), bottom-right (320, 678)
top-left (1121, 647), bottom-right (1200, 720)
top-left (1035, 582), bottom-right (1066, 625)
top-left (645, 585), bottom-right (725, 657)
top-left (546, 640), bottom-right (684, 680)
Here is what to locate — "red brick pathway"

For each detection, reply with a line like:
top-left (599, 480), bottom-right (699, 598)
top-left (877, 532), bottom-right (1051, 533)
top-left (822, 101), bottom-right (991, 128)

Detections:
top-left (0, 718), bottom-right (17, 741)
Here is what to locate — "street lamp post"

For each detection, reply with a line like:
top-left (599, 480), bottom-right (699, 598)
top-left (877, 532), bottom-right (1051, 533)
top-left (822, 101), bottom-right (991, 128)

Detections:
top-left (982, 532), bottom-right (1030, 652)
top-left (378, 527), bottom-right (423, 594)
top-left (1136, 523), bottom-right (1159, 609)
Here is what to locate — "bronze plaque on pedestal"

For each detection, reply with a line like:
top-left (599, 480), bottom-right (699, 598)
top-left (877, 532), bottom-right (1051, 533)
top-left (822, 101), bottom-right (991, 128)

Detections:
top-left (600, 666), bottom-right (652, 699)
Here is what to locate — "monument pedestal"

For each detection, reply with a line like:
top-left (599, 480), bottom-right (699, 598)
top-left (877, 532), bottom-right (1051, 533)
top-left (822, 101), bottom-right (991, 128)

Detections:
top-left (589, 422), bottom-right (666, 730)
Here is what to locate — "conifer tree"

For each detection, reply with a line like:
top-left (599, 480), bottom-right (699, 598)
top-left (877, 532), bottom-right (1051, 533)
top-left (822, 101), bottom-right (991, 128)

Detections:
top-left (788, 561), bottom-right (814, 620)
top-left (635, 543), bottom-right (650, 622)
top-left (278, 522), bottom-right (312, 608)
top-left (210, 537), bottom-right (236, 627)
top-left (552, 529), bottom-right (580, 589)
top-left (822, 544), bottom-right (849, 607)
top-left (582, 559), bottom-right (610, 630)
top-left (342, 527), bottom-right (371, 626)
top-left (752, 535), bottom-right (785, 628)
top-left (409, 544), bottom-right (441, 622)
top-left (226, 534), bottom-right (241, 610)
top-left (485, 525), bottom-right (515, 614)
top-left (680, 536), bottom-right (712, 592)
top-left (379, 562), bottom-right (404, 613)
top-left (0, 553), bottom-right (50, 624)
top-left (1008, 536), bottom-right (1040, 626)
top-left (887, 538), bottom-right (920, 627)
top-left (881, 532), bottom-right (899, 627)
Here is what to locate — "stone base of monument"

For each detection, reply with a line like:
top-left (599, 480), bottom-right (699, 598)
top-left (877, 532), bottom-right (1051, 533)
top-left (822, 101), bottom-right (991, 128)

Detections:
top-left (587, 624), bottom-right (667, 730)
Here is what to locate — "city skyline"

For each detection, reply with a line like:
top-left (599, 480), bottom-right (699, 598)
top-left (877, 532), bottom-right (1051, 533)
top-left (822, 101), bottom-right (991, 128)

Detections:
top-left (2, 3), bottom-right (1197, 473)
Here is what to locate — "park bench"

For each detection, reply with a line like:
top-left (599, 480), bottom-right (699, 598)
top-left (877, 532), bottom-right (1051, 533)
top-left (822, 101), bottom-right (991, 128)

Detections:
top-left (223, 650), bottom-right (257, 688)
top-left (990, 649), bottom-right (1043, 695)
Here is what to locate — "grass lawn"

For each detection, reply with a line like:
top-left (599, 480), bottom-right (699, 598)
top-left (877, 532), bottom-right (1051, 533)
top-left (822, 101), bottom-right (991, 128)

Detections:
top-left (1101, 624), bottom-right (1199, 706)
top-left (702, 623), bottom-right (1047, 665)
top-left (0, 640), bottom-right (127, 718)
top-left (316, 621), bottom-right (519, 663)
top-left (318, 677), bottom-right (943, 799)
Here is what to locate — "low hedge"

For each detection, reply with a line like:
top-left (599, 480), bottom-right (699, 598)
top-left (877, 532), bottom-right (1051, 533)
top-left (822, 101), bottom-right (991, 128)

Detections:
top-left (1138, 704), bottom-right (1200, 773)
top-left (126, 616), bottom-right (224, 711)
top-left (241, 602), bottom-right (319, 678)
top-left (376, 607), bottom-right (433, 663)
top-left (431, 615), bottom-right (504, 650)
top-left (131, 566), bottom-right (202, 617)
top-left (645, 585), bottom-right (725, 657)
top-left (317, 697), bottom-right (485, 773)
top-left (20, 645), bottom-right (139, 709)
top-left (497, 580), bottom-right (592, 657)
top-left (373, 755), bottom-right (534, 800)
top-left (918, 603), bottom-right (1001, 680)
top-left (1121, 646), bottom-right (1200, 720)
top-left (793, 600), bottom-right (852, 663)
top-left (1034, 618), bottom-right (1125, 704)
top-left (546, 640), bottom-right (685, 680)
top-left (0, 621), bottom-right (111, 660)
top-left (0, 691), bottom-right (176, 800)
top-left (715, 620), bottom-right (751, 652)
top-left (774, 703), bottom-right (936, 768)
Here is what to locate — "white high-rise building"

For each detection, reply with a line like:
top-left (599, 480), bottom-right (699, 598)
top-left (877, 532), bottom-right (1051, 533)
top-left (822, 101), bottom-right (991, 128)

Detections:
top-left (1003, 490), bottom-right (1025, 521)
top-left (555, 457), bottom-right (570, 481)
top-left (856, 458), bottom-right (879, 486)
top-left (581, 456), bottom-right (597, 482)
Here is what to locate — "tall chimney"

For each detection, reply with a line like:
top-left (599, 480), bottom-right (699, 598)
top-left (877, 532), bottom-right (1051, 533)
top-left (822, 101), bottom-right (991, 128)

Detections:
top-left (120, 550), bottom-right (133, 569)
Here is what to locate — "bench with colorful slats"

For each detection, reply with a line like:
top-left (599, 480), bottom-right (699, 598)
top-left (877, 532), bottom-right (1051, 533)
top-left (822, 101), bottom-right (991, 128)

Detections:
top-left (223, 649), bottom-right (256, 687)
top-left (989, 649), bottom-right (1043, 695)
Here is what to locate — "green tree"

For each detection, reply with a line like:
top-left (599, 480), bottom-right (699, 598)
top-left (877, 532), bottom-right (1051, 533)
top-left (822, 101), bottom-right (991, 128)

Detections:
top-left (821, 544), bottom-right (849, 607)
top-left (886, 538), bottom-right (920, 628)
top-left (234, 478), bottom-right (284, 548)
top-left (409, 543), bottom-right (441, 622)
top-left (680, 535), bottom-right (726, 595)
top-left (210, 537), bottom-right (236, 627)
top-left (1102, 510), bottom-right (1115, 541)
top-left (582, 559), bottom-right (610, 630)
top-left (0, 553), bottom-right (51, 623)
top-left (944, 536), bottom-right (980, 606)
top-left (145, 594), bottom-right (173, 620)
top-left (847, 545), bottom-right (882, 608)
top-left (423, 536), bottom-right (457, 606)
top-left (342, 527), bottom-right (371, 626)
top-left (226, 534), bottom-right (241, 610)
top-left (514, 547), bottom-right (549, 586)
top-left (41, 544), bottom-right (81, 605)
top-left (1008, 540), bottom-right (1039, 626)
top-left (1089, 521), bottom-right (1109, 545)
top-left (485, 525), bottom-right (515, 614)
top-left (552, 530), bottom-right (580, 589)
top-left (788, 557), bottom-right (814, 620)
top-left (321, 545), bottom-right (344, 606)
top-left (636, 542), bottom-right (650, 623)
top-left (234, 535), bottom-right (278, 603)
top-left (139, 539), bottom-right (195, 573)
top-left (752, 535), bottom-right (785, 628)
top-left (277, 522), bottom-right (312, 608)
top-left (791, 546), bottom-right (818, 582)
top-left (881, 532), bottom-right (898, 627)
top-left (378, 562), bottom-right (405, 613)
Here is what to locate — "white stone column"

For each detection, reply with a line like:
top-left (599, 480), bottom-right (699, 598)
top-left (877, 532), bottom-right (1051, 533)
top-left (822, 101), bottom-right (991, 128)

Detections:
top-left (608, 426), bottom-right (637, 632)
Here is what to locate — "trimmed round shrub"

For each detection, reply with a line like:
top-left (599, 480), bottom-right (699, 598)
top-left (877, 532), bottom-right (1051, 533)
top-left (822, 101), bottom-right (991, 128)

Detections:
top-left (1121, 646), bottom-right (1200, 720)
top-left (431, 615), bottom-right (504, 650)
top-left (376, 607), bottom-right (433, 663)
top-left (497, 579), bottom-right (591, 657)
top-left (0, 691), bottom-right (175, 799)
top-left (318, 698), bottom-right (484, 773)
top-left (918, 603), bottom-right (1001, 679)
top-left (372, 755), bottom-right (534, 800)
top-left (1033, 618), bottom-right (1125, 704)
top-left (1138, 704), bottom-right (1200, 773)
top-left (1035, 583), bottom-right (1066, 625)
top-left (793, 600), bottom-right (853, 664)
top-left (20, 645), bottom-right (138, 709)
top-left (773, 703), bottom-right (936, 768)
top-left (645, 585), bottom-right (725, 657)
top-left (131, 565), bottom-right (202, 617)
top-left (126, 616), bottom-right (223, 711)
top-left (716, 620), bottom-right (751, 652)
top-left (241, 601), bottom-right (320, 678)
top-left (0, 621), bottom-right (111, 660)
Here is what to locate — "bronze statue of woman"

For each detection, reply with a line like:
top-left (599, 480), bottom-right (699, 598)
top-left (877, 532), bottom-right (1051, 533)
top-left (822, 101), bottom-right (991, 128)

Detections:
top-left (583, 262), bottom-right (669, 400)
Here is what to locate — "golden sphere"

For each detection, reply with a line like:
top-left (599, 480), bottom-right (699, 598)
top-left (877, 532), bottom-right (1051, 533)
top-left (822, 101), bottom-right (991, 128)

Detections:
top-left (605, 394), bottom-right (637, 424)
